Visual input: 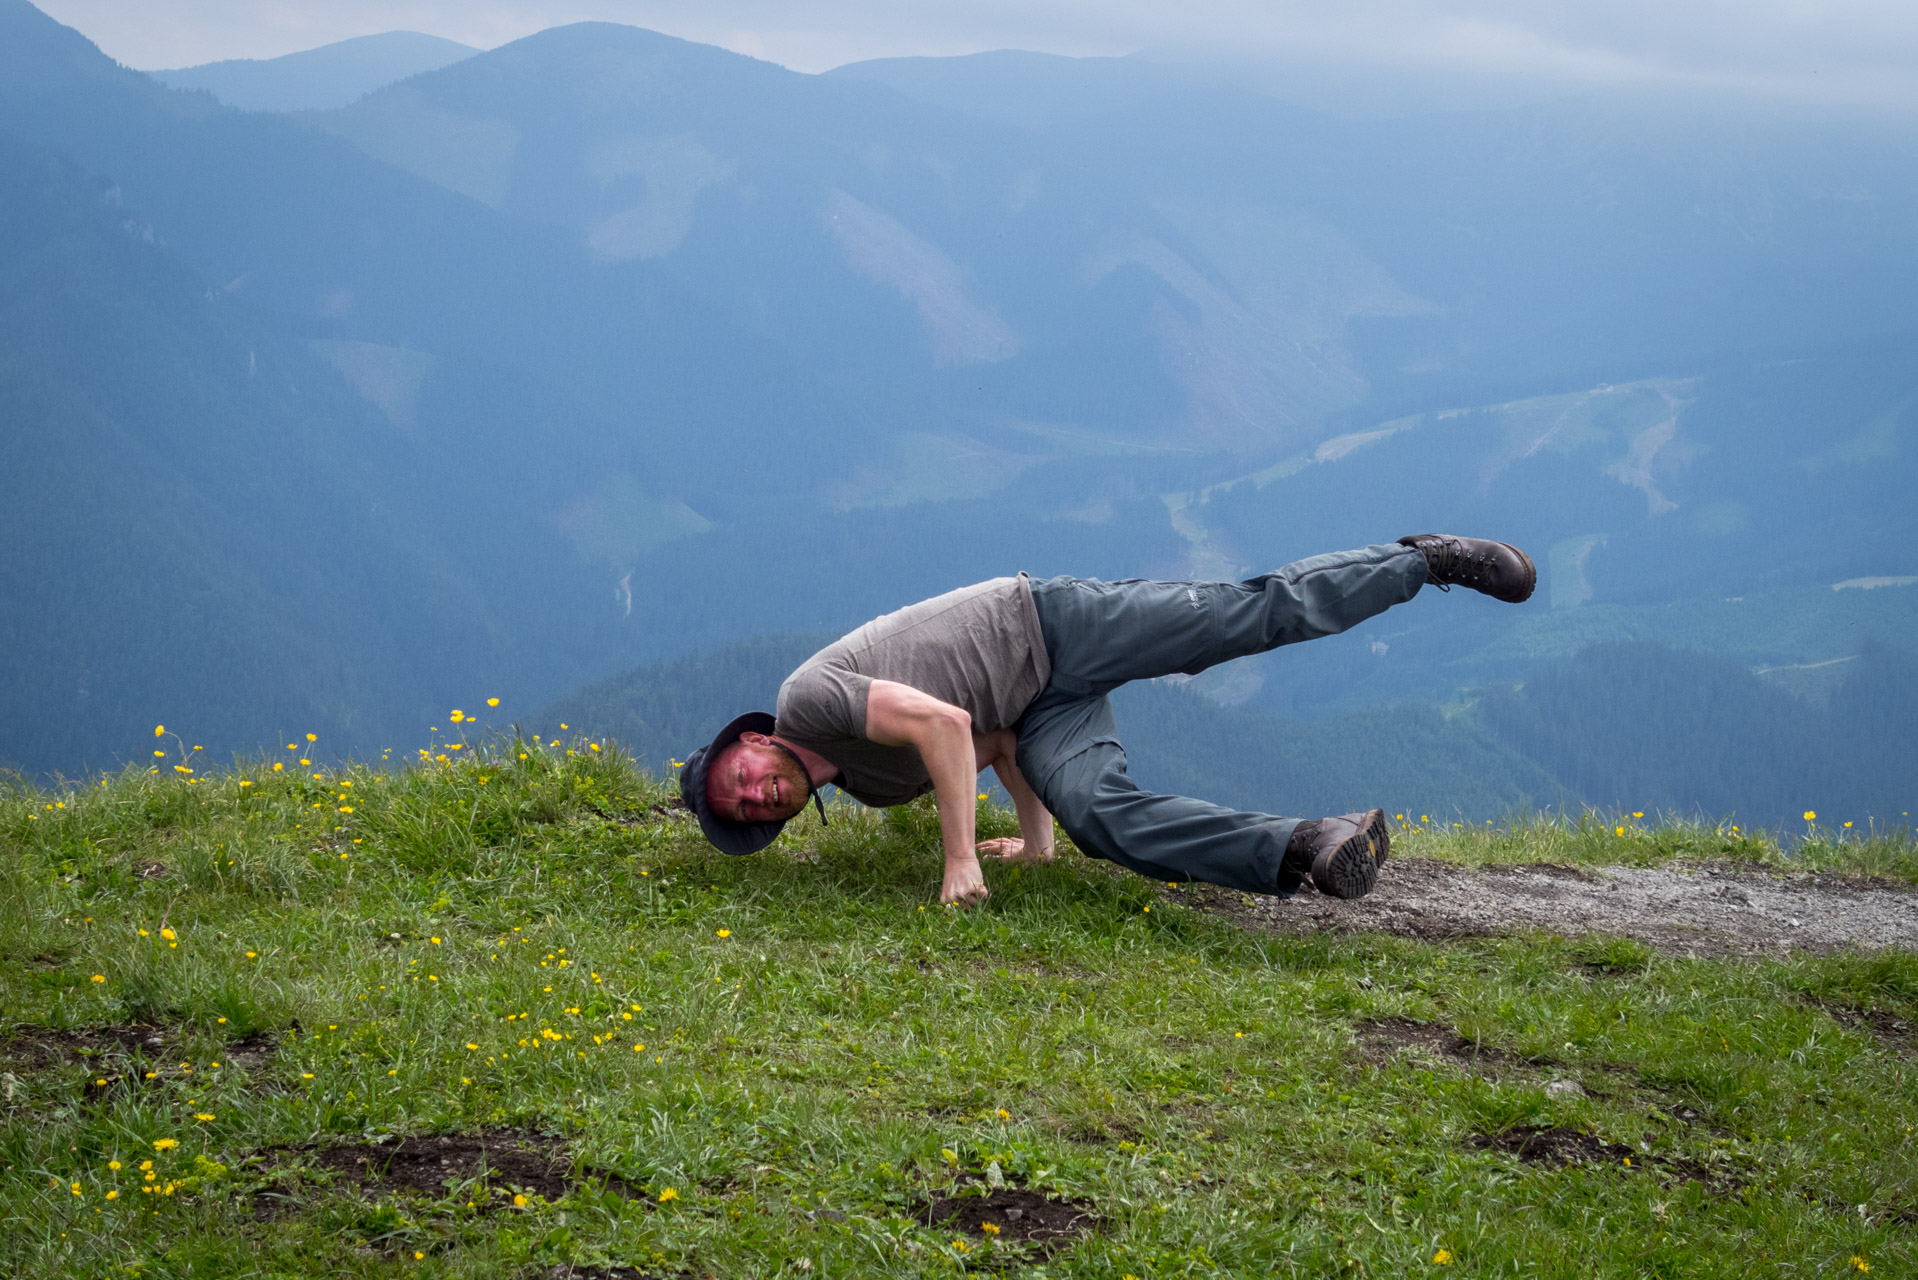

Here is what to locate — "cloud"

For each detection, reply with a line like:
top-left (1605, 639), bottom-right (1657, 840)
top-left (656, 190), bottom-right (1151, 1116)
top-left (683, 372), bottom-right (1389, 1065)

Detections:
top-left (34, 0), bottom-right (1918, 109)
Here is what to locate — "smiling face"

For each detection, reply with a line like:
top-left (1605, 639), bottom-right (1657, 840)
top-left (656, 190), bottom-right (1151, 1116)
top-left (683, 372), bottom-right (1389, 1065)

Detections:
top-left (705, 733), bottom-right (809, 824)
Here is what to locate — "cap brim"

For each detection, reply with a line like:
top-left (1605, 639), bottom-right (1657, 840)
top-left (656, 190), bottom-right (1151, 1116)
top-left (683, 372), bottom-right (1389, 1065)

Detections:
top-left (679, 711), bottom-right (787, 855)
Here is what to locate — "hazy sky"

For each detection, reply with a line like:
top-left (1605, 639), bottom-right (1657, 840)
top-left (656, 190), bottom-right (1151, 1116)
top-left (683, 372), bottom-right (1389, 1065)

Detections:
top-left (34, 0), bottom-right (1918, 109)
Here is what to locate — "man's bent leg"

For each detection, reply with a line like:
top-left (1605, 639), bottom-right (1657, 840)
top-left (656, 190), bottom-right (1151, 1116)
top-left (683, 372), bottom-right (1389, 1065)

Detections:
top-left (1016, 694), bottom-right (1303, 897)
top-left (1029, 543), bottom-right (1426, 700)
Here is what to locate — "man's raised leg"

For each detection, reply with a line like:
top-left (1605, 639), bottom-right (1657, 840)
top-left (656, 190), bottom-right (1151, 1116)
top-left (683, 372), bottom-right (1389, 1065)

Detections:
top-left (1027, 543), bottom-right (1428, 701)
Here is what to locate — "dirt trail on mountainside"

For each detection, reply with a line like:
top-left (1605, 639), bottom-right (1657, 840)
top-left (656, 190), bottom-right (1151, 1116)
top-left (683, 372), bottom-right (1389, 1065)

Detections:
top-left (1181, 858), bottom-right (1918, 956)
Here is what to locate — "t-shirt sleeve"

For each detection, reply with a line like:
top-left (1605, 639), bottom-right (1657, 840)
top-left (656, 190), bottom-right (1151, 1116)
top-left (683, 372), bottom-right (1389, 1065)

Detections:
top-left (776, 661), bottom-right (873, 743)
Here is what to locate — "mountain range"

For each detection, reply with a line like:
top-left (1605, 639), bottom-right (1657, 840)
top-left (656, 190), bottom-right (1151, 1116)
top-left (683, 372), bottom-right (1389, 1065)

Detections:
top-left (150, 31), bottom-right (478, 112)
top-left (1, 0), bottom-right (1913, 826)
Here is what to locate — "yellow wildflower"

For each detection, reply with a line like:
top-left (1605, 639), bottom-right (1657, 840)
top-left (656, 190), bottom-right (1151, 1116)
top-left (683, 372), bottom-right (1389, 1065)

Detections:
top-left (152, 1139), bottom-right (177, 1151)
top-left (91, 974), bottom-right (105, 983)
top-left (1433, 1248), bottom-right (1455, 1265)
top-left (716, 928), bottom-right (731, 938)
top-left (658, 1187), bottom-right (679, 1202)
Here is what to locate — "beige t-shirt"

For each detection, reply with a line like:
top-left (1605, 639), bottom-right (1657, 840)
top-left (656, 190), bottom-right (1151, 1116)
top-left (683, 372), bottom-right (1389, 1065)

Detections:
top-left (774, 575), bottom-right (1051, 807)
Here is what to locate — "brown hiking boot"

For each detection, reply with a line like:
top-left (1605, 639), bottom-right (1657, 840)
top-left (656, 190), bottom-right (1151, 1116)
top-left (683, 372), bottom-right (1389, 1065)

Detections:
top-left (1398, 534), bottom-right (1537, 603)
top-left (1285, 809), bottom-right (1389, 899)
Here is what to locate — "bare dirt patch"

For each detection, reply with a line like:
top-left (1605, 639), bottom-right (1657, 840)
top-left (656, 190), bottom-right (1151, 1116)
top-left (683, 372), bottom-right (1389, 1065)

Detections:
top-left (2, 1024), bottom-right (170, 1068)
top-left (920, 1187), bottom-right (1098, 1247)
top-left (1472, 1124), bottom-right (1637, 1167)
top-left (1815, 1001), bottom-right (1914, 1052)
top-left (1471, 1125), bottom-right (1731, 1187)
top-left (281, 1130), bottom-right (639, 1207)
top-left (2, 1023), bottom-right (283, 1098)
top-left (1354, 1017), bottom-right (1516, 1071)
top-left (1191, 858), bottom-right (1918, 956)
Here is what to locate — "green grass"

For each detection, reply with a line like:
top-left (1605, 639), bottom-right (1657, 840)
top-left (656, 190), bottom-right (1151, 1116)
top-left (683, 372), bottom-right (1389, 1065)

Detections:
top-left (1, 730), bottom-right (1913, 1278)
top-left (1388, 810), bottom-right (1918, 883)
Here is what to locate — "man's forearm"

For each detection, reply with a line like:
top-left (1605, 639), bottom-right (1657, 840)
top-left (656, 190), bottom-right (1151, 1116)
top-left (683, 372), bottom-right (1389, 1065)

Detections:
top-left (862, 679), bottom-right (992, 904)
top-left (919, 718), bottom-right (980, 867)
top-left (992, 754), bottom-right (1054, 856)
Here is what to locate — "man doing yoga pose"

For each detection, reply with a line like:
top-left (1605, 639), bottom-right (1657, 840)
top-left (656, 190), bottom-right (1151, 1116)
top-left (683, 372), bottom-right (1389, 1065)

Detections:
top-left (680, 536), bottom-right (1535, 907)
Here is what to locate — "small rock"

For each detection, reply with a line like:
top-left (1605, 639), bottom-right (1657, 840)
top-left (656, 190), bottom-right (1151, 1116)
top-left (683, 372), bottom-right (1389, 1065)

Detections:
top-left (1545, 1079), bottom-right (1586, 1098)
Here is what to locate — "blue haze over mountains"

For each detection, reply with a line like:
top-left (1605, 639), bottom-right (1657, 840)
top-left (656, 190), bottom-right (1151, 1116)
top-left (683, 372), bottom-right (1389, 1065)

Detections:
top-left (1, 1), bottom-right (1913, 827)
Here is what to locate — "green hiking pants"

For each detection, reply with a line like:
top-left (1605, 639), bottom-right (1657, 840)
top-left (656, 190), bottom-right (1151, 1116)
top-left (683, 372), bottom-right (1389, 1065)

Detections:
top-left (1016, 543), bottom-right (1427, 897)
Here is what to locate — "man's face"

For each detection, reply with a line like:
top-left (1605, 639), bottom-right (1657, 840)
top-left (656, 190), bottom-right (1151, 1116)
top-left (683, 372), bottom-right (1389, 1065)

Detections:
top-left (706, 733), bottom-right (808, 824)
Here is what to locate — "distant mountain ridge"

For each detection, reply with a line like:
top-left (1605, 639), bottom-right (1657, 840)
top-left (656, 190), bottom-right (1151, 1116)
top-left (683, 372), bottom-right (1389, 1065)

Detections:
top-left (1, 0), bottom-right (1914, 813)
top-left (150, 32), bottom-right (478, 112)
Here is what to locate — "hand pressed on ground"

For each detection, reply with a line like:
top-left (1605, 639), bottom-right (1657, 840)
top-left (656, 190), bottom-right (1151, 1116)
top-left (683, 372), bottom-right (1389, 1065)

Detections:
top-left (978, 837), bottom-right (1054, 864)
top-left (941, 852), bottom-right (990, 908)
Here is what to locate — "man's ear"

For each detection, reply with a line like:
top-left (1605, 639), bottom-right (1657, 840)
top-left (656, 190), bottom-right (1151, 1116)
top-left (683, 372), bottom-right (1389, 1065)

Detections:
top-left (736, 731), bottom-right (772, 747)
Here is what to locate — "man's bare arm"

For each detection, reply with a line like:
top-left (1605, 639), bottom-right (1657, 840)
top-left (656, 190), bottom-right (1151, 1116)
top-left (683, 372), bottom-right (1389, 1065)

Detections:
top-left (974, 729), bottom-right (1055, 864)
top-left (864, 679), bottom-right (988, 907)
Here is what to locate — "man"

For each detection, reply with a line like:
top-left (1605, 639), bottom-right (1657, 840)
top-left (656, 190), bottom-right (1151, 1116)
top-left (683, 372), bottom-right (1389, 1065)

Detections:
top-left (681, 536), bottom-right (1534, 907)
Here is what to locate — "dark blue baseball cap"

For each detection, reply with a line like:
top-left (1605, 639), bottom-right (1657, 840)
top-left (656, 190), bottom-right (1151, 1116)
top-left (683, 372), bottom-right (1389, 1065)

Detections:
top-left (679, 711), bottom-right (827, 855)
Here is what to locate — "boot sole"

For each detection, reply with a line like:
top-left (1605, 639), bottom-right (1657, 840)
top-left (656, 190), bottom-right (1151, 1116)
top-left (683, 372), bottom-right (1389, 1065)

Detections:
top-left (1506, 547), bottom-right (1538, 604)
top-left (1312, 808), bottom-right (1389, 899)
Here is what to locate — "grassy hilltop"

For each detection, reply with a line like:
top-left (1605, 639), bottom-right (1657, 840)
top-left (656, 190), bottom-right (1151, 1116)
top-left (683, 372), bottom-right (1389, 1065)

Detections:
top-left (1, 723), bottom-right (1915, 1278)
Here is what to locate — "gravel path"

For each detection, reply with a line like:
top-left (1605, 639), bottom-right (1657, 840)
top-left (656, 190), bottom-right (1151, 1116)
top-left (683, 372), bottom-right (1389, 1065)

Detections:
top-left (1186, 858), bottom-right (1918, 956)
